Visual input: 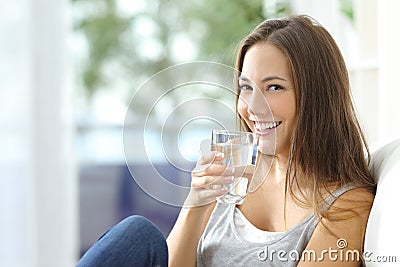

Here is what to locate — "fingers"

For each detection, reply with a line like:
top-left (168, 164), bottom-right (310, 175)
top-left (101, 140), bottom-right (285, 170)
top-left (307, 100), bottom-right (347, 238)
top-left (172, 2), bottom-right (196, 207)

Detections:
top-left (193, 151), bottom-right (232, 177)
top-left (192, 164), bottom-right (254, 184)
top-left (183, 186), bottom-right (228, 208)
top-left (188, 168), bottom-right (233, 208)
top-left (191, 175), bottom-right (234, 188)
top-left (186, 151), bottom-right (236, 207)
top-left (196, 187), bottom-right (228, 200)
top-left (197, 151), bottom-right (224, 166)
top-left (193, 164), bottom-right (234, 178)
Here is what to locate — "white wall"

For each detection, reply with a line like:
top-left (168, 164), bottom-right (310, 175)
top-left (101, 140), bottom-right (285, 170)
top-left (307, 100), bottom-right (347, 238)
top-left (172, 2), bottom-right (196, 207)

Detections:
top-left (351, 0), bottom-right (400, 148)
top-left (351, 0), bottom-right (380, 146)
top-left (376, 0), bottom-right (400, 145)
top-left (0, 1), bottom-right (78, 266)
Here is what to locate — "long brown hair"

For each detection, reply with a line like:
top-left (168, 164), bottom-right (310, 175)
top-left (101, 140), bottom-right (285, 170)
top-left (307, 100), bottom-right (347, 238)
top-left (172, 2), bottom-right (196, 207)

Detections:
top-left (235, 15), bottom-right (376, 219)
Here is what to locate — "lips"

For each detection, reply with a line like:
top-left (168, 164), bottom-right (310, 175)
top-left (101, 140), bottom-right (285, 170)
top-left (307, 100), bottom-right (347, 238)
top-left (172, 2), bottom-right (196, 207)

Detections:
top-left (254, 121), bottom-right (282, 135)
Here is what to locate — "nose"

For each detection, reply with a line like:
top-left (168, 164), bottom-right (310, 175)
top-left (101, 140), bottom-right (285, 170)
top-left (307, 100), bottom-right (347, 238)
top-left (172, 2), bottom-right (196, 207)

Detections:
top-left (241, 89), bottom-right (274, 122)
top-left (245, 87), bottom-right (267, 116)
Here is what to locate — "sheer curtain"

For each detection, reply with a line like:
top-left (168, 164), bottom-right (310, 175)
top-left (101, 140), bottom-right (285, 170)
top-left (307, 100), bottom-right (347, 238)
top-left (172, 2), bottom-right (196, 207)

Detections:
top-left (0, 1), bottom-right (78, 266)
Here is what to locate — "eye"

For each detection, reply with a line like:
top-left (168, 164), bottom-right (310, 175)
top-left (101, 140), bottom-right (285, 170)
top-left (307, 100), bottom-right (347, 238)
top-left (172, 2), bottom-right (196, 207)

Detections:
top-left (267, 84), bottom-right (284, 91)
top-left (239, 84), bottom-right (253, 92)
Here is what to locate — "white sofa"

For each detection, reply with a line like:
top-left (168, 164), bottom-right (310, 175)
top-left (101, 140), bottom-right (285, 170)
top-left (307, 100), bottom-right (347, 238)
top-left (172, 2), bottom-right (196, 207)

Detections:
top-left (364, 138), bottom-right (400, 266)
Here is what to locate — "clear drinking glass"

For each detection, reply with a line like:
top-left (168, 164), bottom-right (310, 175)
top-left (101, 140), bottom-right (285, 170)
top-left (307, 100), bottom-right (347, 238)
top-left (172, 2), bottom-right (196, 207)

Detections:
top-left (211, 130), bottom-right (258, 205)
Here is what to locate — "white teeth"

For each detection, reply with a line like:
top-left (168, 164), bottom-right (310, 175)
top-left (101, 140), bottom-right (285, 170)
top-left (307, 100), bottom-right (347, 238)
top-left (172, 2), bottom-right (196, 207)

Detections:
top-left (261, 123), bottom-right (267, 130)
top-left (256, 121), bottom-right (280, 131)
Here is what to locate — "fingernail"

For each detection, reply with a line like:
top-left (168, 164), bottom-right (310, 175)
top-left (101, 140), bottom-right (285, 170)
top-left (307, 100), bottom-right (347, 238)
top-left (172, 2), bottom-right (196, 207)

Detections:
top-left (224, 176), bottom-right (234, 182)
top-left (215, 152), bottom-right (224, 159)
top-left (225, 166), bottom-right (235, 175)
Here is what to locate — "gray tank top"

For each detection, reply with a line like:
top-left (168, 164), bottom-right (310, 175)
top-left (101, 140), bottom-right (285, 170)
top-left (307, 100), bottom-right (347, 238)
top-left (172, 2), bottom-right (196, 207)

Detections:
top-left (196, 184), bottom-right (357, 266)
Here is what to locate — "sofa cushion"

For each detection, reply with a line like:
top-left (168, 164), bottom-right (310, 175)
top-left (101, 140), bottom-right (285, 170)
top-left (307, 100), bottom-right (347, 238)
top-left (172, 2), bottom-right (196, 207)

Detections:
top-left (364, 139), bottom-right (400, 266)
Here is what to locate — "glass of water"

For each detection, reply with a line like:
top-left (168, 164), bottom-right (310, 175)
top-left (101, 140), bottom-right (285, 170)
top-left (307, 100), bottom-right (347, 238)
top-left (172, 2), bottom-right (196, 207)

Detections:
top-left (211, 130), bottom-right (258, 205)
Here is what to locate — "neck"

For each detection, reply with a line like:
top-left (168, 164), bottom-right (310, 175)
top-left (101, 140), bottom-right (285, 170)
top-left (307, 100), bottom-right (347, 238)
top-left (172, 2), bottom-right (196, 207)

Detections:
top-left (249, 153), bottom-right (289, 192)
top-left (270, 155), bottom-right (289, 183)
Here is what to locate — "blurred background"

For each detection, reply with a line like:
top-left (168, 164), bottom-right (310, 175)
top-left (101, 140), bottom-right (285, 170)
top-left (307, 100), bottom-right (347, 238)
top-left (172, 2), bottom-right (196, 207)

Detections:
top-left (1, 0), bottom-right (399, 266)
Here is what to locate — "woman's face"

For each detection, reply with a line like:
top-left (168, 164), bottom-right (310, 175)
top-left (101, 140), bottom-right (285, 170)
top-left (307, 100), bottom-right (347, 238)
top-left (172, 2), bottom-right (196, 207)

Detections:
top-left (238, 42), bottom-right (296, 156)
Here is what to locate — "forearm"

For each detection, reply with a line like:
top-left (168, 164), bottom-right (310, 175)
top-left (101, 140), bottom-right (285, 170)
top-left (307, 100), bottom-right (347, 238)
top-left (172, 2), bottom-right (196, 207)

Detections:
top-left (167, 204), bottom-right (213, 267)
top-left (167, 150), bottom-right (225, 266)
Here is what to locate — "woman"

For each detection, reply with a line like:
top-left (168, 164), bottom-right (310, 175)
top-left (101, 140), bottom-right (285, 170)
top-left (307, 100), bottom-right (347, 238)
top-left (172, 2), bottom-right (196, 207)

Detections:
top-left (169, 14), bottom-right (375, 267)
top-left (77, 15), bottom-right (376, 267)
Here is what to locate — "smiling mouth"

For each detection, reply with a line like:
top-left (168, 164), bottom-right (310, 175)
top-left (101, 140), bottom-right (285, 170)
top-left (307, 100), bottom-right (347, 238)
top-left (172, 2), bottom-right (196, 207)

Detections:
top-left (254, 121), bottom-right (282, 134)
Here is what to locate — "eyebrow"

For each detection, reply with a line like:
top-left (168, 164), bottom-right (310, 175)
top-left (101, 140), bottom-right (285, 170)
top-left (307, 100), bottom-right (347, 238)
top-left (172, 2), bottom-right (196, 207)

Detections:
top-left (238, 76), bottom-right (287, 83)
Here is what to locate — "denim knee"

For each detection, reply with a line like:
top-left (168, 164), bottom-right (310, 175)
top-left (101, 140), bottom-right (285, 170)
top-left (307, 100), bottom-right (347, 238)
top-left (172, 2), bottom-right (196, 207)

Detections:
top-left (77, 215), bottom-right (168, 267)
top-left (119, 215), bottom-right (161, 236)
top-left (118, 215), bottom-right (166, 242)
top-left (117, 215), bottom-right (168, 266)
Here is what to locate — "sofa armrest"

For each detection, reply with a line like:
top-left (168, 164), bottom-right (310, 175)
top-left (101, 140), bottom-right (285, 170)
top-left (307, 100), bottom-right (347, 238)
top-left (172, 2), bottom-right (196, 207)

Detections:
top-left (364, 139), bottom-right (400, 266)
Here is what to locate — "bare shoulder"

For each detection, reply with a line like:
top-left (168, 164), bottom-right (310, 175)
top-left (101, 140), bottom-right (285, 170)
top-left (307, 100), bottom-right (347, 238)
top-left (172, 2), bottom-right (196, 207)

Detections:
top-left (326, 186), bottom-right (375, 234)
top-left (297, 187), bottom-right (375, 266)
top-left (336, 187), bottom-right (374, 205)
top-left (331, 187), bottom-right (374, 215)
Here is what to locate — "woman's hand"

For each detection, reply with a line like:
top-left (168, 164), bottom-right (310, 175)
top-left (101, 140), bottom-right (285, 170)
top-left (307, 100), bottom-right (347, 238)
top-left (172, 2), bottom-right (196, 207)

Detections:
top-left (184, 151), bottom-right (234, 208)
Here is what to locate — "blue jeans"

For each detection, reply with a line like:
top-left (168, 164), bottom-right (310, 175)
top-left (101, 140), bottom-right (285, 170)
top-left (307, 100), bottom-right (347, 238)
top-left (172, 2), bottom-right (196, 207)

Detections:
top-left (76, 215), bottom-right (168, 267)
